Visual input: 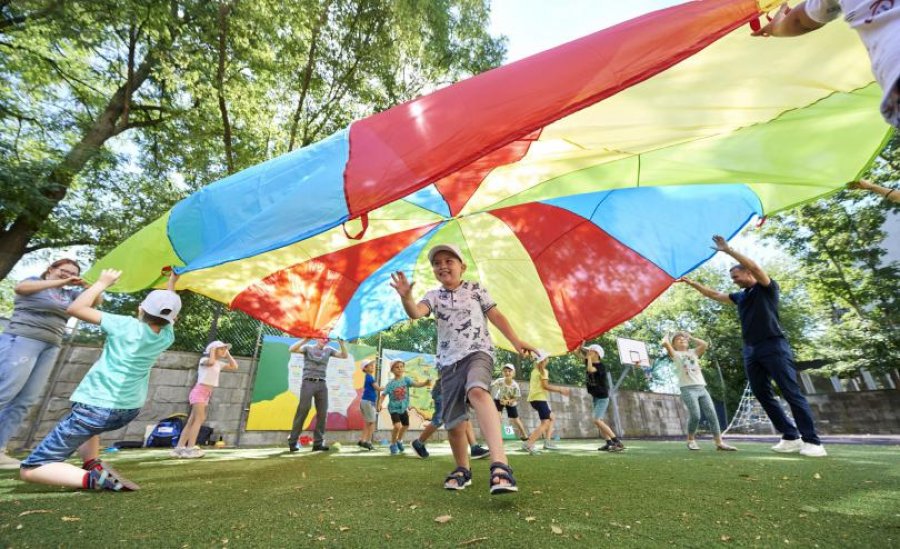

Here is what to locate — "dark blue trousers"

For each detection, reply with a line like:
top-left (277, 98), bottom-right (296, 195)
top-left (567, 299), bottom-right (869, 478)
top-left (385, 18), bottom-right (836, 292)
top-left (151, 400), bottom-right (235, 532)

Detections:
top-left (743, 337), bottom-right (820, 445)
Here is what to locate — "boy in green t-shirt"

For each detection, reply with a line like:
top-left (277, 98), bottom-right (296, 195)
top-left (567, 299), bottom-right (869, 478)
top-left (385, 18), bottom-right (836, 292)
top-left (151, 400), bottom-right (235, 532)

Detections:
top-left (377, 359), bottom-right (430, 455)
top-left (19, 269), bottom-right (180, 491)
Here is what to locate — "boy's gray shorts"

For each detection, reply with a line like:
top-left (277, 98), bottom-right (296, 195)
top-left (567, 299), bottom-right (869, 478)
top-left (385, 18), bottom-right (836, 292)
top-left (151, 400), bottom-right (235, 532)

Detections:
top-left (439, 351), bottom-right (493, 430)
top-left (360, 400), bottom-right (376, 423)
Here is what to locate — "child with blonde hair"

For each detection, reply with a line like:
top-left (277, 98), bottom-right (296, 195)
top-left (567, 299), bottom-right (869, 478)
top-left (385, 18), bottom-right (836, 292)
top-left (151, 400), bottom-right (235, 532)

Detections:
top-left (377, 359), bottom-right (430, 455)
top-left (391, 243), bottom-right (536, 494)
top-left (491, 364), bottom-right (528, 441)
top-left (522, 353), bottom-right (570, 454)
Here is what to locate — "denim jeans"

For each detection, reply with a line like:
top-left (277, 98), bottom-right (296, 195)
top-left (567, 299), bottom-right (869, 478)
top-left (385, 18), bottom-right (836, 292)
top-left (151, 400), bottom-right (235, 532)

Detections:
top-left (0, 333), bottom-right (62, 448)
top-left (21, 403), bottom-right (139, 467)
top-left (743, 337), bottom-right (820, 445)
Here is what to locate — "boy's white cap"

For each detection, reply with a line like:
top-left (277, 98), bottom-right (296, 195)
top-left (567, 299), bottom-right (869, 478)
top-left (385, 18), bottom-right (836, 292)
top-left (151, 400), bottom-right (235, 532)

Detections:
top-left (389, 359), bottom-right (405, 368)
top-left (205, 340), bottom-right (232, 354)
top-left (428, 243), bottom-right (463, 263)
top-left (585, 344), bottom-right (605, 359)
top-left (361, 358), bottom-right (375, 369)
top-left (140, 290), bottom-right (181, 323)
top-left (533, 349), bottom-right (550, 363)
top-left (502, 363), bottom-right (515, 373)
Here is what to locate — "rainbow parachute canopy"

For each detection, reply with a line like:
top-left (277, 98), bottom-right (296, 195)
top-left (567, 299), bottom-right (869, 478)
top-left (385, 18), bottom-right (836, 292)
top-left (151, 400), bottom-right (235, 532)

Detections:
top-left (91, 0), bottom-right (890, 355)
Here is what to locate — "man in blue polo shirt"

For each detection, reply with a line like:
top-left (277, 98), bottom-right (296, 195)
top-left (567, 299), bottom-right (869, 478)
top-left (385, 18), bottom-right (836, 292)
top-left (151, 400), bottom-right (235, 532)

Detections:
top-left (680, 235), bottom-right (826, 458)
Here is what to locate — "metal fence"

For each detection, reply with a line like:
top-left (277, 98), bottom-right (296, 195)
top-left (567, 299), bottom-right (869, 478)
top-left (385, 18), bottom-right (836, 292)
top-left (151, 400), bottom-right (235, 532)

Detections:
top-left (71, 291), bottom-right (280, 356)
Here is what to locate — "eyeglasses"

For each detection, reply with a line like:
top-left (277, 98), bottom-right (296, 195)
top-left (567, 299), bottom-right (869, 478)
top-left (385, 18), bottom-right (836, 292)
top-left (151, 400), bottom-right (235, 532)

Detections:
top-left (55, 267), bottom-right (80, 277)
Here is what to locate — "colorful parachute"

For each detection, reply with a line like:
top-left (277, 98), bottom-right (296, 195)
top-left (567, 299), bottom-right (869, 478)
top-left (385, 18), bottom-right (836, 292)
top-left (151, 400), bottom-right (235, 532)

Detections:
top-left (91, 0), bottom-right (891, 355)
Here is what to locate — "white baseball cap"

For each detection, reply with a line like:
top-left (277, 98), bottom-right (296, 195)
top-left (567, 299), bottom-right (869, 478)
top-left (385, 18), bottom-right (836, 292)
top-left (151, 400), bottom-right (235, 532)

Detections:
top-left (502, 363), bottom-right (515, 373)
top-left (428, 243), bottom-right (464, 263)
top-left (361, 359), bottom-right (375, 369)
top-left (140, 290), bottom-right (182, 323)
top-left (585, 344), bottom-right (605, 359)
top-left (205, 340), bottom-right (232, 354)
top-left (533, 349), bottom-right (550, 363)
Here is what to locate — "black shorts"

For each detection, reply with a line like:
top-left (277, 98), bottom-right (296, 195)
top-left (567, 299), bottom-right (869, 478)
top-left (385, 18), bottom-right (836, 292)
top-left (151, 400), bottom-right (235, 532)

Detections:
top-left (494, 399), bottom-right (519, 419)
top-left (390, 411), bottom-right (409, 427)
top-left (529, 400), bottom-right (552, 421)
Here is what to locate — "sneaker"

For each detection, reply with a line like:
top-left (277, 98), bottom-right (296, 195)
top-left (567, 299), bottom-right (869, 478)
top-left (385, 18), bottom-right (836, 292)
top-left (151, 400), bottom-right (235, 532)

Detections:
top-left (184, 447), bottom-right (205, 459)
top-left (396, 441), bottom-right (405, 453)
top-left (85, 461), bottom-right (139, 491)
top-left (716, 443), bottom-right (738, 452)
top-left (390, 443), bottom-right (399, 455)
top-left (687, 440), bottom-right (700, 451)
top-left (799, 442), bottom-right (827, 458)
top-left (357, 441), bottom-right (366, 449)
top-left (288, 441), bottom-right (299, 453)
top-left (412, 439), bottom-right (429, 458)
top-left (363, 442), bottom-right (374, 451)
top-left (610, 441), bottom-right (625, 452)
top-left (542, 441), bottom-right (560, 450)
top-left (169, 447), bottom-right (186, 458)
top-left (0, 450), bottom-right (21, 470)
top-left (598, 441), bottom-right (612, 452)
top-left (311, 444), bottom-right (330, 452)
top-left (520, 442), bottom-right (541, 455)
top-left (771, 438), bottom-right (803, 454)
top-left (470, 445), bottom-right (490, 460)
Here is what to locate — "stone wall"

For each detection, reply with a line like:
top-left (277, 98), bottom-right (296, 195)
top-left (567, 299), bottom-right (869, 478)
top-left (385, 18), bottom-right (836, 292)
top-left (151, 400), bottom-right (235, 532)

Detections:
top-left (8, 345), bottom-right (898, 451)
top-left (7, 345), bottom-right (693, 449)
top-left (807, 390), bottom-right (900, 434)
top-left (7, 345), bottom-right (256, 450)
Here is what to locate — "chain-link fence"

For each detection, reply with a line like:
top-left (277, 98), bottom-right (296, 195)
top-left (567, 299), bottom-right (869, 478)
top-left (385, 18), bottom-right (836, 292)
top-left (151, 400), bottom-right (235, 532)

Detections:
top-left (70, 291), bottom-right (278, 357)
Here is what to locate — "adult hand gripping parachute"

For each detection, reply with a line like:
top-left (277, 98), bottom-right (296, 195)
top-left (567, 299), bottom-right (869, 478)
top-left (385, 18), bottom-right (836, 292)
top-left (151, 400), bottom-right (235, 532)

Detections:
top-left (90, 0), bottom-right (891, 355)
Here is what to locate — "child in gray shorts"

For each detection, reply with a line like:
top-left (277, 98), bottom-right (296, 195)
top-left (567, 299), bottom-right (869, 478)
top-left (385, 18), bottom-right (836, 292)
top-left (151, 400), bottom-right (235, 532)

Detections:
top-left (390, 243), bottom-right (536, 495)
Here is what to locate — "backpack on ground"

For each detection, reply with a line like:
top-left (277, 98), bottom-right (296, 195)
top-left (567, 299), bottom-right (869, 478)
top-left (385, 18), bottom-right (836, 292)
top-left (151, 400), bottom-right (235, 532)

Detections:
top-left (145, 414), bottom-right (188, 447)
top-left (196, 425), bottom-right (214, 446)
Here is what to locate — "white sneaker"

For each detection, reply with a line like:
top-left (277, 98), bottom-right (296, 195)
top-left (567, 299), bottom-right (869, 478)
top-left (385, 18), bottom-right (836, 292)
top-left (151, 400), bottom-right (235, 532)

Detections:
top-left (687, 440), bottom-right (700, 451)
top-left (771, 439), bottom-right (803, 453)
top-left (0, 450), bottom-right (21, 470)
top-left (521, 443), bottom-right (541, 455)
top-left (170, 447), bottom-right (186, 458)
top-left (542, 442), bottom-right (560, 450)
top-left (184, 447), bottom-right (206, 458)
top-left (799, 442), bottom-right (827, 457)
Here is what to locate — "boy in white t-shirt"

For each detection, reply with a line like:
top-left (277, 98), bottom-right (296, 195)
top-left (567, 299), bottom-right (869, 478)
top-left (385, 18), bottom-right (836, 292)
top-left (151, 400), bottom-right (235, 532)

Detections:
top-left (390, 243), bottom-right (536, 494)
top-left (172, 340), bottom-right (239, 458)
top-left (753, 0), bottom-right (900, 127)
top-left (490, 364), bottom-right (528, 441)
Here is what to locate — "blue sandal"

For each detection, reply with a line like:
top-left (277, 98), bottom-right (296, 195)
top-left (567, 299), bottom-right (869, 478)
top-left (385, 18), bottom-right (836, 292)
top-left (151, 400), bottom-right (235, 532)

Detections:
top-left (444, 466), bottom-right (473, 490)
top-left (489, 461), bottom-right (518, 495)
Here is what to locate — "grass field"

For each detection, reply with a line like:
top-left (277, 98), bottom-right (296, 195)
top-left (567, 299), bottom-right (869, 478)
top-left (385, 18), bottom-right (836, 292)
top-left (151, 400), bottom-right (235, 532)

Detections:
top-left (0, 440), bottom-right (897, 548)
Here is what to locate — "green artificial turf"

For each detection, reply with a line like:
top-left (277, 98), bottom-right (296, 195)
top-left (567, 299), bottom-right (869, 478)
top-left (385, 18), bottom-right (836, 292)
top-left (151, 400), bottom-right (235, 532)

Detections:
top-left (0, 440), bottom-right (897, 548)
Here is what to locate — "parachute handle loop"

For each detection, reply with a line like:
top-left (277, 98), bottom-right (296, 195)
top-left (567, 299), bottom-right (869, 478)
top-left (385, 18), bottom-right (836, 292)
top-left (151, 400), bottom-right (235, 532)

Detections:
top-left (343, 213), bottom-right (370, 240)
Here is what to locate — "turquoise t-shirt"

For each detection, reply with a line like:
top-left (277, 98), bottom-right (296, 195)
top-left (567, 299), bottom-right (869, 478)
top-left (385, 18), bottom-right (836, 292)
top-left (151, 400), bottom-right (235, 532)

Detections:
top-left (70, 313), bottom-right (175, 409)
top-left (382, 377), bottom-right (413, 414)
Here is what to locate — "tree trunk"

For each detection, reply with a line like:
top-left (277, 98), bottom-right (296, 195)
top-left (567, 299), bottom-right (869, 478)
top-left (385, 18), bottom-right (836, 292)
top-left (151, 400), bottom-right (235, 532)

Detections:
top-left (0, 50), bottom-right (158, 280)
top-left (216, 2), bottom-right (234, 173)
top-left (287, 0), bottom-right (331, 151)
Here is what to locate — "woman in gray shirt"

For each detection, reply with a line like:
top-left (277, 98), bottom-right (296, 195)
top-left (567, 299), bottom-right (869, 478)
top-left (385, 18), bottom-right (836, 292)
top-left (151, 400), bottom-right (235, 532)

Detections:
top-left (0, 259), bottom-right (89, 468)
